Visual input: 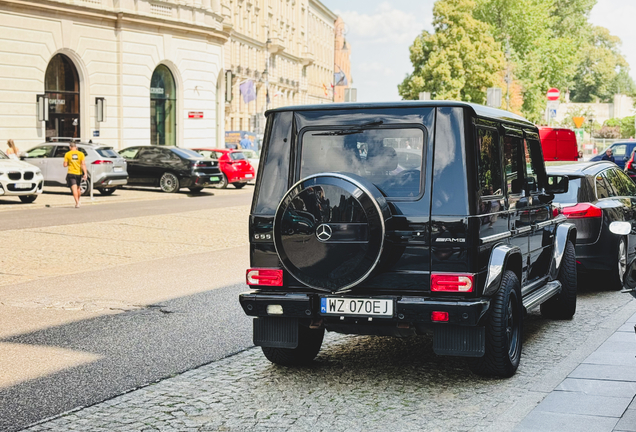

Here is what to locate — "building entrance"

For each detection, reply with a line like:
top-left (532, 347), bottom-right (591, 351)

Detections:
top-left (150, 65), bottom-right (176, 146)
top-left (45, 54), bottom-right (80, 141)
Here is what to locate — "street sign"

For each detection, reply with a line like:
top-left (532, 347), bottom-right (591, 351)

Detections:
top-left (547, 88), bottom-right (560, 101)
top-left (573, 117), bottom-right (585, 129)
top-left (487, 87), bottom-right (502, 108)
top-left (93, 130), bottom-right (99, 137)
top-left (574, 128), bottom-right (584, 142)
top-left (188, 111), bottom-right (204, 119)
top-left (549, 109), bottom-right (557, 118)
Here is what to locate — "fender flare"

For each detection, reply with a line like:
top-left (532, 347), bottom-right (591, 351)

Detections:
top-left (550, 222), bottom-right (577, 280)
top-left (483, 244), bottom-right (523, 297)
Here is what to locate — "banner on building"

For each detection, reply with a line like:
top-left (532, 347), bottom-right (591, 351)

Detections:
top-left (334, 66), bottom-right (348, 86)
top-left (239, 80), bottom-right (256, 103)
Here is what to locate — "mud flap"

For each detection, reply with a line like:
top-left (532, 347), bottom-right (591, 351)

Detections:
top-left (253, 317), bottom-right (299, 348)
top-left (433, 325), bottom-right (486, 357)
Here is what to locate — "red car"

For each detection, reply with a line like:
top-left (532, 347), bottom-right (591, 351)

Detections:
top-left (193, 148), bottom-right (255, 189)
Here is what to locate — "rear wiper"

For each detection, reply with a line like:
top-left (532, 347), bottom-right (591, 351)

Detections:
top-left (311, 121), bottom-right (384, 136)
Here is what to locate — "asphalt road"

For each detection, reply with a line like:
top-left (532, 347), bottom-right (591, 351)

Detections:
top-left (0, 192), bottom-right (254, 431)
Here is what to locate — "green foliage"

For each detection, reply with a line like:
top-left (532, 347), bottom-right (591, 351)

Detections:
top-left (570, 26), bottom-right (633, 102)
top-left (398, 0), bottom-right (505, 104)
top-left (604, 116), bottom-right (636, 139)
top-left (557, 105), bottom-right (594, 129)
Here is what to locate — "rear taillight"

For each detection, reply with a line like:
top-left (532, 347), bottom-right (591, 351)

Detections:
top-left (92, 160), bottom-right (113, 165)
top-left (431, 273), bottom-right (474, 292)
top-left (561, 203), bottom-right (602, 219)
top-left (246, 268), bottom-right (283, 286)
top-left (431, 311), bottom-right (449, 322)
top-left (627, 155), bottom-right (634, 170)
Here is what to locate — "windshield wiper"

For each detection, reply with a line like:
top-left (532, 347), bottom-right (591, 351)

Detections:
top-left (311, 120), bottom-right (384, 136)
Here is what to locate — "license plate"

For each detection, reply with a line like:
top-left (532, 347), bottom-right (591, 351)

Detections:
top-left (113, 167), bottom-right (123, 172)
top-left (210, 176), bottom-right (220, 182)
top-left (14, 183), bottom-right (31, 190)
top-left (320, 297), bottom-right (393, 317)
top-left (245, 174), bottom-right (253, 178)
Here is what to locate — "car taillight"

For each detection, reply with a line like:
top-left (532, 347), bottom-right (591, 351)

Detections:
top-left (431, 273), bottom-right (474, 292)
top-left (431, 311), bottom-right (449, 322)
top-left (92, 160), bottom-right (113, 165)
top-left (246, 268), bottom-right (283, 286)
top-left (627, 155), bottom-right (634, 170)
top-left (561, 203), bottom-right (602, 219)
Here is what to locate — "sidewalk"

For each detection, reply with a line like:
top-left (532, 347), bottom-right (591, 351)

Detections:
top-left (514, 309), bottom-right (636, 432)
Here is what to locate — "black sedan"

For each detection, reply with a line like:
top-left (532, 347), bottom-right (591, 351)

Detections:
top-left (548, 161), bottom-right (636, 289)
top-left (119, 146), bottom-right (221, 193)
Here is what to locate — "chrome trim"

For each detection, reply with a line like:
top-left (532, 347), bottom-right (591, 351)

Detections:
top-left (481, 231), bottom-right (512, 243)
top-left (523, 280), bottom-right (562, 311)
top-left (536, 220), bottom-right (554, 229)
top-left (484, 244), bottom-right (521, 296)
top-left (272, 172), bottom-right (386, 293)
top-left (521, 275), bottom-right (549, 297)
top-left (516, 226), bottom-right (531, 234)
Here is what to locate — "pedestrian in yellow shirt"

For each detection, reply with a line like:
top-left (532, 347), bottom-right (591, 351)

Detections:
top-left (63, 142), bottom-right (87, 208)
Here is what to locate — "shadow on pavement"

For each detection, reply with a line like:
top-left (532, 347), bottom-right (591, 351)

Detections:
top-left (0, 283), bottom-right (253, 432)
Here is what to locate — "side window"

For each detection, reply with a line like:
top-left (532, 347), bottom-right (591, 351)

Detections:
top-left (503, 135), bottom-right (522, 194)
top-left (617, 169), bottom-right (636, 196)
top-left (612, 144), bottom-right (627, 159)
top-left (119, 148), bottom-right (139, 160)
top-left (138, 147), bottom-right (162, 161)
top-left (477, 128), bottom-right (502, 196)
top-left (53, 146), bottom-right (70, 158)
top-left (523, 139), bottom-right (542, 192)
top-left (596, 172), bottom-right (611, 199)
top-left (25, 145), bottom-right (55, 158)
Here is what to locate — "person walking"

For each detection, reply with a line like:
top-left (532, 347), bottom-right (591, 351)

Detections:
top-left (63, 142), bottom-right (87, 208)
top-left (6, 139), bottom-right (20, 160)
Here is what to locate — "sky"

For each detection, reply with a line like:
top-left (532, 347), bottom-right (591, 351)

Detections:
top-left (319, 0), bottom-right (636, 103)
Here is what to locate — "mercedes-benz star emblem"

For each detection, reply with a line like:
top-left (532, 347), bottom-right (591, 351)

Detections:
top-left (316, 224), bottom-right (333, 242)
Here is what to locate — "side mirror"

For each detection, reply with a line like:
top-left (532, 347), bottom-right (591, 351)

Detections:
top-left (545, 175), bottom-right (569, 194)
top-left (610, 221), bottom-right (632, 235)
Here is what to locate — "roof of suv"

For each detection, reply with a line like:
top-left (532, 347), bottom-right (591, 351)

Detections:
top-left (546, 161), bottom-right (616, 176)
top-left (265, 100), bottom-right (535, 128)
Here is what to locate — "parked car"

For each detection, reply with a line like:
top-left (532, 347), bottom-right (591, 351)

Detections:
top-left (548, 161), bottom-right (636, 289)
top-left (22, 140), bottom-right (128, 195)
top-left (239, 101), bottom-right (577, 377)
top-left (589, 141), bottom-right (636, 169)
top-left (539, 127), bottom-right (578, 161)
top-left (240, 149), bottom-right (260, 182)
top-left (0, 149), bottom-right (44, 203)
top-left (119, 146), bottom-right (221, 193)
top-left (192, 148), bottom-right (255, 189)
top-left (623, 148), bottom-right (636, 182)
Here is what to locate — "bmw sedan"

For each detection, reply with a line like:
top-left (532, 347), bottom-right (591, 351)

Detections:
top-left (119, 146), bottom-right (221, 193)
top-left (548, 161), bottom-right (636, 289)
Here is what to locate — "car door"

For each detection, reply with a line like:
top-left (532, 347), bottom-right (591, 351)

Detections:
top-left (604, 168), bottom-right (636, 254)
top-left (503, 130), bottom-right (531, 287)
top-left (524, 134), bottom-right (553, 282)
top-left (23, 145), bottom-right (55, 181)
top-left (136, 147), bottom-right (164, 184)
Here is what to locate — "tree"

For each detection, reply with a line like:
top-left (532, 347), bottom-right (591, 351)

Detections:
top-left (398, 0), bottom-right (505, 104)
top-left (570, 26), bottom-right (634, 102)
top-left (605, 116), bottom-right (636, 139)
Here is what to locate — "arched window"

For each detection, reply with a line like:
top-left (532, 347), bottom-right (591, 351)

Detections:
top-left (45, 54), bottom-right (80, 141)
top-left (150, 65), bottom-right (177, 146)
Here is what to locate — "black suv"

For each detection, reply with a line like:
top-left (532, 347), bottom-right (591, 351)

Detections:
top-left (240, 101), bottom-right (577, 377)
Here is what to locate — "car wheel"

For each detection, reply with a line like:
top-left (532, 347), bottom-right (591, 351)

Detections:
top-left (189, 187), bottom-right (204, 193)
top-left (261, 324), bottom-right (325, 366)
top-left (214, 174), bottom-right (228, 189)
top-left (540, 240), bottom-right (577, 319)
top-left (233, 182), bottom-right (246, 189)
top-left (610, 237), bottom-right (628, 290)
top-left (159, 172), bottom-right (180, 193)
top-left (98, 187), bottom-right (117, 196)
top-left (470, 270), bottom-right (522, 377)
top-left (80, 177), bottom-right (92, 196)
top-left (19, 195), bottom-right (37, 203)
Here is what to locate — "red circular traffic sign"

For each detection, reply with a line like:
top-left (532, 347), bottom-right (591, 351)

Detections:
top-left (547, 88), bottom-right (560, 101)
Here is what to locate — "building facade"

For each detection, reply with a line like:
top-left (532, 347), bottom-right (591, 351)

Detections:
top-left (0, 0), bottom-right (227, 150)
top-left (221, 0), bottom-right (348, 137)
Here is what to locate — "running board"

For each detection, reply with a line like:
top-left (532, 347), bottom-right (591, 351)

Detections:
top-left (522, 280), bottom-right (562, 311)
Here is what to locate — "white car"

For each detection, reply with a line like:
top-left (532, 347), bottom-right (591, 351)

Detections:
top-left (0, 150), bottom-right (44, 203)
top-left (241, 149), bottom-right (260, 182)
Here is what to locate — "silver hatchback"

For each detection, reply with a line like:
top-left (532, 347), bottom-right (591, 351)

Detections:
top-left (23, 141), bottom-right (128, 195)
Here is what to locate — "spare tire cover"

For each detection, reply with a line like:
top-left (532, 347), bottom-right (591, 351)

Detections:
top-left (274, 173), bottom-right (390, 291)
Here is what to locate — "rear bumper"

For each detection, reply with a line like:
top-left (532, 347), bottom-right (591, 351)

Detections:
top-left (239, 291), bottom-right (490, 327)
top-left (94, 174), bottom-right (128, 187)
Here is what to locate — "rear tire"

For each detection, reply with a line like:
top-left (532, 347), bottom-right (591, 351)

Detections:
top-left (80, 177), bottom-right (91, 196)
top-left (470, 270), bottom-right (522, 377)
top-left (609, 237), bottom-right (627, 291)
top-left (19, 195), bottom-right (37, 203)
top-left (540, 240), bottom-right (577, 319)
top-left (214, 174), bottom-right (228, 189)
top-left (261, 324), bottom-right (325, 366)
top-left (159, 172), bottom-right (180, 193)
top-left (98, 187), bottom-right (117, 196)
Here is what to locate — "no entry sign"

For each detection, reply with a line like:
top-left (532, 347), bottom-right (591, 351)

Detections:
top-left (547, 88), bottom-right (560, 101)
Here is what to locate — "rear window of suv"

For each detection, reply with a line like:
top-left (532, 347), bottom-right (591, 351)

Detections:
top-left (299, 127), bottom-right (425, 198)
top-left (96, 148), bottom-right (120, 158)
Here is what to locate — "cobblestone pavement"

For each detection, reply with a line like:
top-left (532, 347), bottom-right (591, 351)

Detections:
top-left (23, 286), bottom-right (636, 432)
